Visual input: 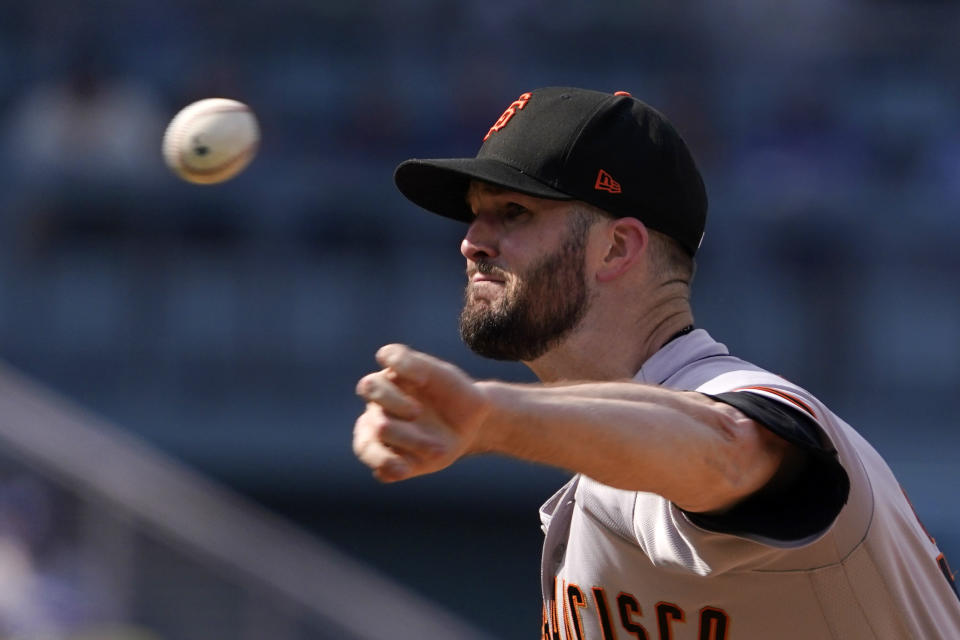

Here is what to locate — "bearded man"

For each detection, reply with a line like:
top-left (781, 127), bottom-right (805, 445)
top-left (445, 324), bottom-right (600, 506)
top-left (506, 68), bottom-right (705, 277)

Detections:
top-left (353, 87), bottom-right (960, 639)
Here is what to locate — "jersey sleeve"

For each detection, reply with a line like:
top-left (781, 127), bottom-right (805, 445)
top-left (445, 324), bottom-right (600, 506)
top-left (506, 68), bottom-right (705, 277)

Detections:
top-left (683, 391), bottom-right (850, 541)
top-left (573, 371), bottom-right (874, 576)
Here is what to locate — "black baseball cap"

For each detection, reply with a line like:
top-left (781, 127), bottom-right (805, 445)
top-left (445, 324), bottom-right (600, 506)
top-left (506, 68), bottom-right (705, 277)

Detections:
top-left (394, 87), bottom-right (708, 256)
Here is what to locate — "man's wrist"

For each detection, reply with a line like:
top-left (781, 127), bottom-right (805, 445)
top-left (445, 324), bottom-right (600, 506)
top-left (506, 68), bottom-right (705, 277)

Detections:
top-left (471, 380), bottom-right (512, 455)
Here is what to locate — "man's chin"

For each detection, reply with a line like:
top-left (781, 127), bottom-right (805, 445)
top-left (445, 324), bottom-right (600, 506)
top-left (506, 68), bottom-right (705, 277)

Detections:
top-left (464, 291), bottom-right (506, 315)
top-left (466, 283), bottom-right (507, 305)
top-left (461, 336), bottom-right (524, 362)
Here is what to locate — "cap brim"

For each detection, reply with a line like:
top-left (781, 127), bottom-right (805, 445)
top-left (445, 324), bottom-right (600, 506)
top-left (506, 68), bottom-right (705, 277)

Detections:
top-left (394, 158), bottom-right (573, 222)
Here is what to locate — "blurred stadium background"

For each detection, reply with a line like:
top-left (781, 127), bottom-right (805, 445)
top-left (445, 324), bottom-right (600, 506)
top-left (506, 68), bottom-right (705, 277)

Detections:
top-left (0, 1), bottom-right (958, 638)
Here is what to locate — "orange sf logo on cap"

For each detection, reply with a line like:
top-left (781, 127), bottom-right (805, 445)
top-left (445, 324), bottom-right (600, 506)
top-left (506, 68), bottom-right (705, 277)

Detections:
top-left (483, 92), bottom-right (532, 141)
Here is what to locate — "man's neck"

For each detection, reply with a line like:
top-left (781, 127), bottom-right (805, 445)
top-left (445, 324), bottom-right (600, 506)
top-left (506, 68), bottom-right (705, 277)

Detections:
top-left (525, 307), bottom-right (695, 383)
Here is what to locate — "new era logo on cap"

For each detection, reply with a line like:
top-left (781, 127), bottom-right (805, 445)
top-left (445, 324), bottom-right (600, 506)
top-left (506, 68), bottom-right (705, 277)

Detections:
top-left (594, 169), bottom-right (621, 194)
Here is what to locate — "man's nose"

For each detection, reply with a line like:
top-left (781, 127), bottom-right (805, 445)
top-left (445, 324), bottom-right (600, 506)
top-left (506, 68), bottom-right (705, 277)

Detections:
top-left (461, 219), bottom-right (499, 262)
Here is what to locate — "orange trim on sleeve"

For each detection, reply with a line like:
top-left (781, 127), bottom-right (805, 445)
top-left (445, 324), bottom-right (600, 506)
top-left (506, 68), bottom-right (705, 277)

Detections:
top-left (733, 386), bottom-right (817, 419)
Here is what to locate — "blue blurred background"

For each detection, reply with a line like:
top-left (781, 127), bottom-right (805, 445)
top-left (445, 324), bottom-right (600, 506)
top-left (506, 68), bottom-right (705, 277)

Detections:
top-left (0, 1), bottom-right (958, 637)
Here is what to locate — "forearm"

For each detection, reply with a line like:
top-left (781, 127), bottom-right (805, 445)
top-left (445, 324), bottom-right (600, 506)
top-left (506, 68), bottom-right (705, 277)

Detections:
top-left (354, 344), bottom-right (788, 511)
top-left (474, 381), bottom-right (783, 513)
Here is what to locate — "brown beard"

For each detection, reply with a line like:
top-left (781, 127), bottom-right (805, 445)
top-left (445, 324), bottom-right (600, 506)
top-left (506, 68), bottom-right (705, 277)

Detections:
top-left (458, 215), bottom-right (592, 362)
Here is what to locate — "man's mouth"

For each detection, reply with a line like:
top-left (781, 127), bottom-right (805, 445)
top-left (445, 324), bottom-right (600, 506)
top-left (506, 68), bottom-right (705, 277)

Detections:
top-left (468, 261), bottom-right (507, 283)
top-left (466, 269), bottom-right (507, 303)
top-left (470, 273), bottom-right (505, 284)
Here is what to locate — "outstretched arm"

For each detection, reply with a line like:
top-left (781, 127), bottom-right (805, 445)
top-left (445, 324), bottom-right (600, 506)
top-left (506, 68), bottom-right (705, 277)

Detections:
top-left (353, 344), bottom-right (794, 514)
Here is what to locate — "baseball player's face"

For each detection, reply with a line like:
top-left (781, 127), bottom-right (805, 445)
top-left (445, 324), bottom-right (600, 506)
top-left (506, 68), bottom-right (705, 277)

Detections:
top-left (458, 183), bottom-right (596, 362)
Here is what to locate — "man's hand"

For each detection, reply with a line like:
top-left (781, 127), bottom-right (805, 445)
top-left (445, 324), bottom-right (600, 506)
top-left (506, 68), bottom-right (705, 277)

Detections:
top-left (353, 345), bottom-right (794, 513)
top-left (353, 344), bottom-right (491, 482)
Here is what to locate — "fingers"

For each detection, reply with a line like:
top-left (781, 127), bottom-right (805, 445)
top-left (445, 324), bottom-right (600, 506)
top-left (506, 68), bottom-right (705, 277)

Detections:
top-left (353, 404), bottom-right (449, 483)
top-left (356, 370), bottom-right (421, 420)
top-left (353, 406), bottom-right (411, 482)
top-left (378, 415), bottom-right (447, 459)
top-left (375, 343), bottom-right (449, 389)
top-left (353, 434), bottom-right (410, 482)
top-left (353, 350), bottom-right (434, 483)
top-left (353, 344), bottom-right (473, 483)
top-left (375, 344), bottom-right (471, 408)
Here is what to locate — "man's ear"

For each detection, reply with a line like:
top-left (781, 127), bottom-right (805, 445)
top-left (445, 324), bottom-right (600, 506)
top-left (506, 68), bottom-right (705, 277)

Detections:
top-left (596, 218), bottom-right (648, 283)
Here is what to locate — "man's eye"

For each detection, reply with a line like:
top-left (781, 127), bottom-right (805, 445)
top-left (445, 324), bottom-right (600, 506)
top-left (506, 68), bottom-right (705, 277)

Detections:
top-left (504, 207), bottom-right (530, 221)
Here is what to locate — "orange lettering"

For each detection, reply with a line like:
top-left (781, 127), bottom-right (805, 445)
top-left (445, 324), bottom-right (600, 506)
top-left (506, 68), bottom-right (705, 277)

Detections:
top-left (698, 607), bottom-right (730, 640)
top-left (655, 602), bottom-right (685, 640)
top-left (484, 92), bottom-right (532, 140)
top-left (567, 584), bottom-right (587, 640)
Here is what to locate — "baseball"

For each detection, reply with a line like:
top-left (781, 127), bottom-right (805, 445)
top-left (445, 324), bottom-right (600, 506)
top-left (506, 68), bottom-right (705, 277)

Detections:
top-left (162, 98), bottom-right (259, 185)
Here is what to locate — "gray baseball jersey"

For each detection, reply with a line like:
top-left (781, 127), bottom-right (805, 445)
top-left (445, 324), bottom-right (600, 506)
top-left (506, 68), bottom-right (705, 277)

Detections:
top-left (539, 329), bottom-right (960, 639)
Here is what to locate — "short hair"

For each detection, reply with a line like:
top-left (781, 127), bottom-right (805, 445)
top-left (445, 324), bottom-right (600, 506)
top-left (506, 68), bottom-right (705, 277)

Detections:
top-left (567, 201), bottom-right (610, 236)
top-left (572, 201), bottom-right (695, 286)
top-left (648, 229), bottom-right (696, 286)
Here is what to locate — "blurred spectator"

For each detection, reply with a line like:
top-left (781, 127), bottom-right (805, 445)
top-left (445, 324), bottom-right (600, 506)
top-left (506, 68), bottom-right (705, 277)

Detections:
top-left (0, 474), bottom-right (117, 637)
top-left (0, 49), bottom-right (170, 264)
top-left (1, 52), bottom-right (166, 189)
